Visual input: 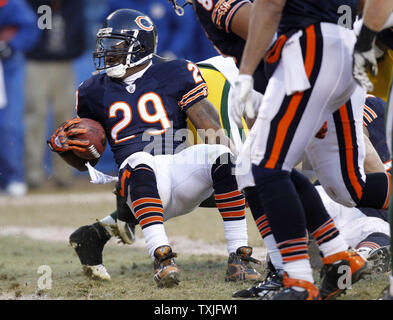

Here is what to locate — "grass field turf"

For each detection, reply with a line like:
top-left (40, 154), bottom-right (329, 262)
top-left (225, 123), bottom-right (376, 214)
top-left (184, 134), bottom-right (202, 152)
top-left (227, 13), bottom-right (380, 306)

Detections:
top-left (0, 179), bottom-right (389, 300)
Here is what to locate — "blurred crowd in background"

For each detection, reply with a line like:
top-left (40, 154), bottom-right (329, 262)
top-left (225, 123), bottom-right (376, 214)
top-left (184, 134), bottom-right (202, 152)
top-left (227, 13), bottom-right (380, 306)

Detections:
top-left (0, 0), bottom-right (217, 197)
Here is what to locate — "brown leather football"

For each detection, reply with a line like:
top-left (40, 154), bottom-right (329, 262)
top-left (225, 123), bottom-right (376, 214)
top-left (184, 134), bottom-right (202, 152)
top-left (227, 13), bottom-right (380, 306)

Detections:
top-left (72, 118), bottom-right (107, 160)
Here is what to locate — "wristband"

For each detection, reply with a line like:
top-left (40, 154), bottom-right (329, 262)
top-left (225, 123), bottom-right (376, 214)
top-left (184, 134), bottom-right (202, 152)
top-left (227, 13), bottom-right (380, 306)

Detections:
top-left (354, 24), bottom-right (378, 52)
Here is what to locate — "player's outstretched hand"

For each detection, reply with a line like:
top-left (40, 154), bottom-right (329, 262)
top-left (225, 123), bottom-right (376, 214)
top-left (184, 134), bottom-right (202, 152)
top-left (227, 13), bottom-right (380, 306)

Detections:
top-left (47, 118), bottom-right (89, 153)
top-left (352, 23), bottom-right (379, 93)
top-left (352, 46), bottom-right (377, 92)
top-left (231, 74), bottom-right (255, 127)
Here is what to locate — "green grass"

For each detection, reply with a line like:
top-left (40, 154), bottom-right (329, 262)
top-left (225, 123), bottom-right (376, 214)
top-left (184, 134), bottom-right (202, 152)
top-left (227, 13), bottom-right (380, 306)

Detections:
top-left (0, 236), bottom-right (253, 300)
top-left (0, 234), bottom-right (388, 300)
top-left (0, 182), bottom-right (390, 300)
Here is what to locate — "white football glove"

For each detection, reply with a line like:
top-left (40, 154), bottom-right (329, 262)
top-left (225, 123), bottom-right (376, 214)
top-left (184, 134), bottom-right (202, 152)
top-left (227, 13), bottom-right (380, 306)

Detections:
top-left (231, 74), bottom-right (256, 127)
top-left (352, 47), bottom-right (378, 92)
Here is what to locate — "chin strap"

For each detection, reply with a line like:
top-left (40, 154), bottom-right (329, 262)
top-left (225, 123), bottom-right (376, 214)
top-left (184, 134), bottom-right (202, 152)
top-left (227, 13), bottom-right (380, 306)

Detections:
top-left (106, 64), bottom-right (127, 78)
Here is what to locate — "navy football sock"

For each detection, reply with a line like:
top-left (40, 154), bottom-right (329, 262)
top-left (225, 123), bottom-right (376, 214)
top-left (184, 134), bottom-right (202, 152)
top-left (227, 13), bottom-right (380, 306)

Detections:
top-left (357, 232), bottom-right (390, 250)
top-left (358, 172), bottom-right (391, 209)
top-left (252, 165), bottom-right (309, 263)
top-left (291, 169), bottom-right (339, 242)
top-left (212, 154), bottom-right (247, 253)
top-left (244, 186), bottom-right (272, 238)
top-left (128, 164), bottom-right (164, 230)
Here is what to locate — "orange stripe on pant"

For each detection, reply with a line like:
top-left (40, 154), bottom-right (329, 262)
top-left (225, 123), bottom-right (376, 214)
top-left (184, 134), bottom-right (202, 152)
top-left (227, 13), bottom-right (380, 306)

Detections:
top-left (383, 172), bottom-right (391, 209)
top-left (338, 105), bottom-right (364, 200)
top-left (265, 25), bottom-right (316, 169)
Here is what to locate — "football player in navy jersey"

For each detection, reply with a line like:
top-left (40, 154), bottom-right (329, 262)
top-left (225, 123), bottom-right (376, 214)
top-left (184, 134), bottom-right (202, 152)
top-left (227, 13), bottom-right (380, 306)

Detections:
top-left (171, 0), bottom-right (388, 299)
top-left (352, 0), bottom-right (393, 301)
top-left (225, 0), bottom-right (372, 299)
top-left (171, 0), bottom-right (391, 211)
top-left (234, 94), bottom-right (392, 299)
top-left (48, 9), bottom-right (262, 288)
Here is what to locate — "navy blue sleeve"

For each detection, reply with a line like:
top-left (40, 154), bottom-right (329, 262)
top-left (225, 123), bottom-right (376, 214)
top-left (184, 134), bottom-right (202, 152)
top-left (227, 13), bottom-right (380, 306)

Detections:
top-left (196, 0), bottom-right (250, 34)
top-left (174, 60), bottom-right (208, 112)
top-left (363, 95), bottom-right (385, 127)
top-left (75, 82), bottom-right (97, 120)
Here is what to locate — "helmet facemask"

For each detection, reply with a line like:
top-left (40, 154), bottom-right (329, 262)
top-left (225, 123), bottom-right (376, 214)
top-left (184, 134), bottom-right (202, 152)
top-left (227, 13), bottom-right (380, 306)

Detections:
top-left (93, 29), bottom-right (154, 78)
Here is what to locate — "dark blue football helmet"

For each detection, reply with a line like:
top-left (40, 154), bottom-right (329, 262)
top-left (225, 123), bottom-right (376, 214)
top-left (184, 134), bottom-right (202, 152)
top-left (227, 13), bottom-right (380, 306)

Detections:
top-left (93, 9), bottom-right (158, 78)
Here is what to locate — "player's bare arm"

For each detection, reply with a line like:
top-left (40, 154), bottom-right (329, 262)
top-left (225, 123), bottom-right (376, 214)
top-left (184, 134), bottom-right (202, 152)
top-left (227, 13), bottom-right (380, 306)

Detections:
top-left (362, 0), bottom-right (393, 31)
top-left (239, 0), bottom-right (285, 75)
top-left (186, 98), bottom-right (237, 155)
top-left (230, 2), bottom-right (252, 40)
top-left (363, 126), bottom-right (386, 173)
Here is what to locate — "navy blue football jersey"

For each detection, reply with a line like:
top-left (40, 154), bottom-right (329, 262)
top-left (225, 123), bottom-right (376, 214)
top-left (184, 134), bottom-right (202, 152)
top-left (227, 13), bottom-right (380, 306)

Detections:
top-left (363, 95), bottom-right (391, 166)
top-left (191, 0), bottom-right (268, 93)
top-left (76, 59), bottom-right (208, 167)
top-left (279, 0), bottom-right (358, 34)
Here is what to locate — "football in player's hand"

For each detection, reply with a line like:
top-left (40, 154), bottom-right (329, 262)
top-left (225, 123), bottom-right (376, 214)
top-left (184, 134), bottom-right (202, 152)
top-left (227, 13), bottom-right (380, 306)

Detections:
top-left (72, 118), bottom-right (107, 160)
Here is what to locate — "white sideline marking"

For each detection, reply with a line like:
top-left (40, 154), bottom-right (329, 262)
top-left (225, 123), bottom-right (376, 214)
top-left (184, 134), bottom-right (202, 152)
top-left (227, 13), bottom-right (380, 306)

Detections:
top-left (0, 225), bottom-right (267, 259)
top-left (0, 192), bottom-right (115, 207)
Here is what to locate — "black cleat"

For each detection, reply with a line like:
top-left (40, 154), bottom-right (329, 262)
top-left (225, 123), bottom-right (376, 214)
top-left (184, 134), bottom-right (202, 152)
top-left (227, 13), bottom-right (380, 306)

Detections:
top-left (270, 273), bottom-right (321, 300)
top-left (272, 287), bottom-right (317, 300)
top-left (69, 222), bottom-right (111, 280)
top-left (319, 250), bottom-right (369, 300)
top-left (232, 269), bottom-right (284, 299)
